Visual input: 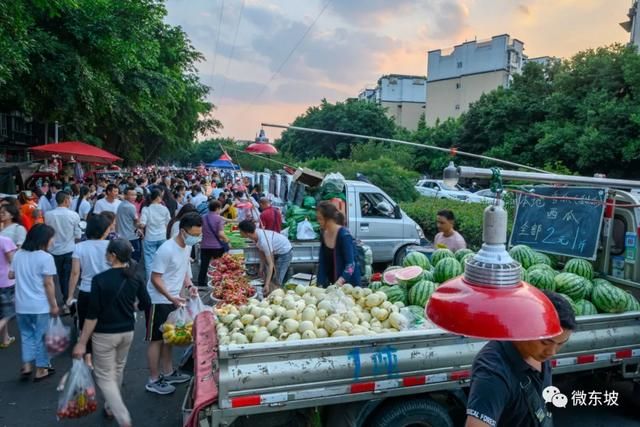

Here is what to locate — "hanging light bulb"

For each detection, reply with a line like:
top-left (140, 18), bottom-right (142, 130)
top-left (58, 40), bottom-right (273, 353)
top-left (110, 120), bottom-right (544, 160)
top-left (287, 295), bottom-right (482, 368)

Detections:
top-left (442, 161), bottom-right (459, 188)
top-left (426, 190), bottom-right (562, 340)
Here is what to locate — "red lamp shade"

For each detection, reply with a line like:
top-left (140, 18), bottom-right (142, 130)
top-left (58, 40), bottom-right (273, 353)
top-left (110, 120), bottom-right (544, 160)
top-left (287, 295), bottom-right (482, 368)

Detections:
top-left (426, 204), bottom-right (562, 340)
top-left (245, 143), bottom-right (278, 155)
top-left (426, 278), bottom-right (562, 340)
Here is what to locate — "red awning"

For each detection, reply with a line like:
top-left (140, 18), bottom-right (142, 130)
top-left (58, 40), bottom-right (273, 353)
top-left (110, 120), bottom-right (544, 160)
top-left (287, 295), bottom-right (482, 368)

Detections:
top-left (218, 153), bottom-right (233, 161)
top-left (29, 141), bottom-right (122, 164)
top-left (245, 143), bottom-right (278, 155)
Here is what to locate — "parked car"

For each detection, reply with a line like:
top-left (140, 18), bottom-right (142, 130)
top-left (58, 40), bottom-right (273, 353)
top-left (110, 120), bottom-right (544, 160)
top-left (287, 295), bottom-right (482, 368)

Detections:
top-left (415, 179), bottom-right (475, 201)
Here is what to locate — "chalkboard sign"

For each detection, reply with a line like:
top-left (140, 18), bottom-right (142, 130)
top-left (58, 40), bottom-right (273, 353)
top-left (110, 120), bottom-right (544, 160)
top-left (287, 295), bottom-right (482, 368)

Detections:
top-left (509, 187), bottom-right (607, 260)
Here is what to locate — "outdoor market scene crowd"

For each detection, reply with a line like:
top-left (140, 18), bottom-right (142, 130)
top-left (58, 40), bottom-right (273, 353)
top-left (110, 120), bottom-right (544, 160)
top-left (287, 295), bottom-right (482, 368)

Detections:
top-left (0, 166), bottom-right (293, 427)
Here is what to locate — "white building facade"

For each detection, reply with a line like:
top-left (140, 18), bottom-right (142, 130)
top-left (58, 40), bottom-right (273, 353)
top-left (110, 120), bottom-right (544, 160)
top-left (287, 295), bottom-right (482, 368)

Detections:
top-left (620, 1), bottom-right (640, 47)
top-left (358, 74), bottom-right (426, 130)
top-left (425, 34), bottom-right (526, 125)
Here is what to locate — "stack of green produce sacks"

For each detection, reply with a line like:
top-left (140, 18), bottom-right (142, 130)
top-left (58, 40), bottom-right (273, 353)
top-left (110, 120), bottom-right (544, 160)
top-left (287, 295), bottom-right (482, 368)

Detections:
top-left (284, 203), bottom-right (320, 241)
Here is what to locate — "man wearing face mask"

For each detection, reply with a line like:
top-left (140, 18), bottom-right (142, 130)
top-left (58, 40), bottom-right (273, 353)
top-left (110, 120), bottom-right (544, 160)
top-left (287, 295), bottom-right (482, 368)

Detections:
top-left (144, 212), bottom-right (202, 395)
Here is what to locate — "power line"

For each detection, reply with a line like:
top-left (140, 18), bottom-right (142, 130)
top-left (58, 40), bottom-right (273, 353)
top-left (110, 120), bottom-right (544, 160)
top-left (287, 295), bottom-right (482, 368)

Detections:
top-left (235, 0), bottom-right (332, 120)
top-left (210, 0), bottom-right (225, 100)
top-left (217, 0), bottom-right (246, 105)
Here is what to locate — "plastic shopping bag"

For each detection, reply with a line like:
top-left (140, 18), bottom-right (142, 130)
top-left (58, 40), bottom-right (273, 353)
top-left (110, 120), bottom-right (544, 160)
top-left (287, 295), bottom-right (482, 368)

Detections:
top-left (160, 306), bottom-right (194, 346)
top-left (186, 295), bottom-right (212, 319)
top-left (296, 219), bottom-right (316, 240)
top-left (45, 316), bottom-right (71, 357)
top-left (56, 359), bottom-right (98, 420)
top-left (321, 172), bottom-right (346, 194)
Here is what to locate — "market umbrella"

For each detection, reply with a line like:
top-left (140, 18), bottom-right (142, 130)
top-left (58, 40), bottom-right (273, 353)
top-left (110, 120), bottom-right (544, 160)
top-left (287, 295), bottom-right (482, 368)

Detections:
top-left (205, 158), bottom-right (240, 169)
top-left (29, 141), bottom-right (122, 164)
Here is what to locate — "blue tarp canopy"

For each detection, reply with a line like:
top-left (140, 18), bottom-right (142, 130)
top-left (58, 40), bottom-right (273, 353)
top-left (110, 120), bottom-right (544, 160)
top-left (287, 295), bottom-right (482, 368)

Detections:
top-left (205, 159), bottom-right (240, 169)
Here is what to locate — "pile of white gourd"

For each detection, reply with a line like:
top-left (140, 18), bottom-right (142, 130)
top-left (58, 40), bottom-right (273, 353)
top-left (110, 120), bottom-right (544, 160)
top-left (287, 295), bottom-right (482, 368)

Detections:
top-left (214, 284), bottom-right (408, 344)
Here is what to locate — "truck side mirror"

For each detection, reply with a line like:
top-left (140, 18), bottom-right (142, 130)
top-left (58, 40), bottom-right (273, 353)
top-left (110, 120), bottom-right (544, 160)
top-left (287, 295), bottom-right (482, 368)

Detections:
top-left (394, 204), bottom-right (402, 219)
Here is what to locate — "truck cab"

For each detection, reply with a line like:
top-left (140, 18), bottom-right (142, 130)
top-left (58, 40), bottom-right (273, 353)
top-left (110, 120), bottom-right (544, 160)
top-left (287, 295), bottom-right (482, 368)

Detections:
top-left (346, 180), bottom-right (425, 264)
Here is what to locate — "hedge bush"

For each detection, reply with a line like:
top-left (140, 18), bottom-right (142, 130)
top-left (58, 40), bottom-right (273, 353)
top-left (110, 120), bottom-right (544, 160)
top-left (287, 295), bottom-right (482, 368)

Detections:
top-left (401, 198), bottom-right (515, 251)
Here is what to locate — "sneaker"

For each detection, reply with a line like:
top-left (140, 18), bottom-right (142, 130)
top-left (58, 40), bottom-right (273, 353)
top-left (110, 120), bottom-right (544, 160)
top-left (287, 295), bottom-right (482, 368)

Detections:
top-left (162, 370), bottom-right (191, 385)
top-left (145, 378), bottom-right (175, 395)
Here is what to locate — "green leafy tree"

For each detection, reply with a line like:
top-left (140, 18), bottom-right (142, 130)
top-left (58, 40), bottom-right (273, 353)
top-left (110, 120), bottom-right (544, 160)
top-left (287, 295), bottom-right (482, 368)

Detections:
top-left (0, 0), bottom-right (219, 163)
top-left (279, 99), bottom-right (397, 160)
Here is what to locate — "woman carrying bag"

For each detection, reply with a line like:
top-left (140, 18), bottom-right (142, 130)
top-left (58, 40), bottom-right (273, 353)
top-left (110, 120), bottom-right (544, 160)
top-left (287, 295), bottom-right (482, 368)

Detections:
top-left (72, 239), bottom-right (150, 426)
top-left (197, 200), bottom-right (229, 288)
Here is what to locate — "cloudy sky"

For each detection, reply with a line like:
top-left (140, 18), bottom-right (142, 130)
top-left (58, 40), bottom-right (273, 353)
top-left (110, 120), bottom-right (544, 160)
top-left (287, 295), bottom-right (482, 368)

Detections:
top-left (164, 0), bottom-right (633, 141)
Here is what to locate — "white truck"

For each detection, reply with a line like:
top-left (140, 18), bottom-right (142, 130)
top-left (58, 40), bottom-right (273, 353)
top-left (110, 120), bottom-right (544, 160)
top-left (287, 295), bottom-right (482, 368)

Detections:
top-left (183, 169), bottom-right (640, 427)
top-left (243, 179), bottom-right (427, 267)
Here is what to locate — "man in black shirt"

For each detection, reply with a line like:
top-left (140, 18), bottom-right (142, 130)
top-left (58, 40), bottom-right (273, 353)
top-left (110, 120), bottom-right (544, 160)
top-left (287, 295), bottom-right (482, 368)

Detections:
top-left (465, 291), bottom-right (577, 427)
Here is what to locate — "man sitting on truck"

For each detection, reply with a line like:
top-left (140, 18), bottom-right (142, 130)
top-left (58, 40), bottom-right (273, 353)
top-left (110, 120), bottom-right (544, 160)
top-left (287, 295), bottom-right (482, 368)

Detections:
top-left (238, 219), bottom-right (292, 294)
top-left (465, 291), bottom-right (576, 427)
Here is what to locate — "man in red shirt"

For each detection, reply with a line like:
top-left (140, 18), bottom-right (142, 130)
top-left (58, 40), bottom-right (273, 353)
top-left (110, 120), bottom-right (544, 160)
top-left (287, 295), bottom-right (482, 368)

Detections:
top-left (259, 198), bottom-right (282, 232)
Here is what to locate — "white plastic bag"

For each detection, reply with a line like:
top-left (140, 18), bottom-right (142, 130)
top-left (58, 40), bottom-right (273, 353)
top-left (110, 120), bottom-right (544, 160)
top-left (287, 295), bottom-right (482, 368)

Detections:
top-left (321, 172), bottom-right (346, 194)
top-left (296, 219), bottom-right (316, 240)
top-left (186, 295), bottom-right (213, 319)
top-left (45, 317), bottom-right (71, 357)
top-left (56, 359), bottom-right (98, 419)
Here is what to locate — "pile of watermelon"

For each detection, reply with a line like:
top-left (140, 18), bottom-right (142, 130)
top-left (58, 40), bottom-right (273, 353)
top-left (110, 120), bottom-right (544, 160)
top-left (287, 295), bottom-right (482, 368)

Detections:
top-left (509, 244), bottom-right (640, 316)
top-left (368, 249), bottom-right (473, 314)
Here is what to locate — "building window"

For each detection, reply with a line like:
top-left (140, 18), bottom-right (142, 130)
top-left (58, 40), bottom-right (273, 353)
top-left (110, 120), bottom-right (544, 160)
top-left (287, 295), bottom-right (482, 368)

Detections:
top-left (455, 104), bottom-right (460, 110)
top-left (413, 79), bottom-right (425, 85)
top-left (455, 82), bottom-right (461, 89)
top-left (0, 114), bottom-right (7, 137)
top-left (12, 116), bottom-right (24, 134)
top-left (389, 78), bottom-right (398, 85)
top-left (457, 61), bottom-right (463, 68)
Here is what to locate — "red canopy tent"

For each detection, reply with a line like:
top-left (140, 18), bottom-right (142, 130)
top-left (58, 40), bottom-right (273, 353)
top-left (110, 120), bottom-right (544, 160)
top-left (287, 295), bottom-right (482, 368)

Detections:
top-left (29, 141), bottom-right (122, 164)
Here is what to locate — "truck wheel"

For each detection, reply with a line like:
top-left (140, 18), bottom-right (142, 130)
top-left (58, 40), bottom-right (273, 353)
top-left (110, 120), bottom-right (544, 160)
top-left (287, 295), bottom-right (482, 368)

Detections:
top-left (368, 398), bottom-right (453, 427)
top-left (393, 246), bottom-right (408, 266)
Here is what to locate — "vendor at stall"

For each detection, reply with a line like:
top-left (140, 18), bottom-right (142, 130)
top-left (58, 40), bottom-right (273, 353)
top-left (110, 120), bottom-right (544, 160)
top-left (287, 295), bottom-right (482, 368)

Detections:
top-left (434, 209), bottom-right (467, 252)
top-left (238, 219), bottom-right (292, 294)
top-left (316, 201), bottom-right (360, 287)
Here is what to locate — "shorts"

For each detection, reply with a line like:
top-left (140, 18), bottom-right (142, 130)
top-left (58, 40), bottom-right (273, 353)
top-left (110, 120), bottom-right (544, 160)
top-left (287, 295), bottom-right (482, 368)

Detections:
top-left (0, 286), bottom-right (15, 320)
top-left (145, 303), bottom-right (174, 342)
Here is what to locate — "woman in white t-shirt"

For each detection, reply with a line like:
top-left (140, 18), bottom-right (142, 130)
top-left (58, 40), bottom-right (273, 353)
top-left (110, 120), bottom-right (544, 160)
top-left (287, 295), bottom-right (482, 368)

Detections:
top-left (140, 188), bottom-right (171, 281)
top-left (434, 209), bottom-right (467, 253)
top-left (65, 214), bottom-right (111, 367)
top-left (0, 204), bottom-right (27, 248)
top-left (71, 186), bottom-right (92, 221)
top-left (11, 224), bottom-right (59, 381)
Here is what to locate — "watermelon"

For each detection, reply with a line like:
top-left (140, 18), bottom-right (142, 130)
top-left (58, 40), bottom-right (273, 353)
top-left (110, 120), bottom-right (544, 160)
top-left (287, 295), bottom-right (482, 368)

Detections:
top-left (557, 293), bottom-right (578, 314)
top-left (509, 245), bottom-right (537, 269)
top-left (528, 263), bottom-right (558, 277)
top-left (434, 257), bottom-right (463, 283)
top-left (421, 269), bottom-right (435, 282)
top-left (520, 269), bottom-right (529, 283)
top-left (574, 299), bottom-right (598, 316)
top-left (624, 293), bottom-right (640, 312)
top-left (408, 280), bottom-right (437, 307)
top-left (383, 266), bottom-right (401, 286)
top-left (563, 258), bottom-right (594, 281)
top-left (533, 251), bottom-right (552, 266)
top-left (431, 248), bottom-right (455, 266)
top-left (394, 266), bottom-right (424, 287)
top-left (554, 273), bottom-right (589, 301)
top-left (403, 251), bottom-right (431, 270)
top-left (455, 249), bottom-right (474, 263)
top-left (383, 286), bottom-right (407, 305)
top-left (460, 252), bottom-right (475, 271)
top-left (591, 280), bottom-right (629, 313)
top-left (369, 281), bottom-right (383, 291)
top-left (407, 305), bottom-right (426, 319)
top-left (527, 269), bottom-right (556, 291)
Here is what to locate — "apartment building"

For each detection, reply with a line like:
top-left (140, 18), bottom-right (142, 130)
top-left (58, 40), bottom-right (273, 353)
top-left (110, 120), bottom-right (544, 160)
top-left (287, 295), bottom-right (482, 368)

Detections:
top-left (620, 0), bottom-right (640, 47)
top-left (358, 74), bottom-right (426, 130)
top-left (425, 34), bottom-right (525, 125)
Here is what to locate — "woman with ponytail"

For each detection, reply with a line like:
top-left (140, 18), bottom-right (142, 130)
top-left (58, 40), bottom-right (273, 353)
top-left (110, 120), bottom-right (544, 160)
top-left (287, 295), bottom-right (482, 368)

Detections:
top-left (72, 238), bottom-right (150, 426)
